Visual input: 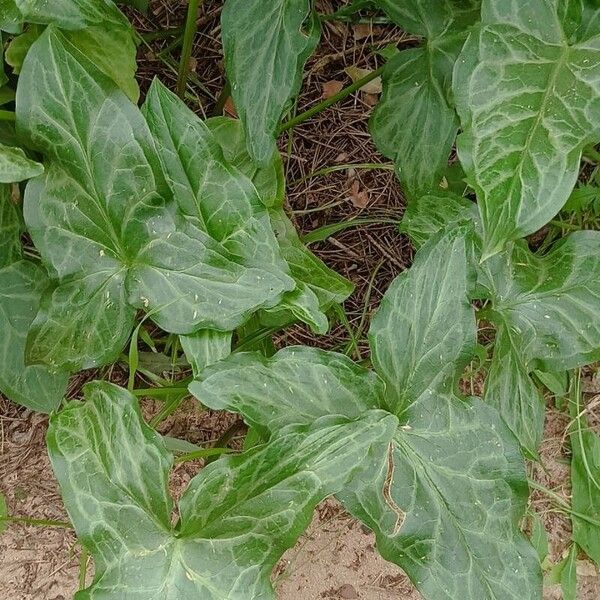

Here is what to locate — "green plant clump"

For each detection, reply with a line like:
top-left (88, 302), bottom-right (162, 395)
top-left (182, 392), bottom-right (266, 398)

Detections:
top-left (0, 1), bottom-right (599, 599)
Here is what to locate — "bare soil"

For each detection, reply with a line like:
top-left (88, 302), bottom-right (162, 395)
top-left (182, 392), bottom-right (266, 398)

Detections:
top-left (1, 1), bottom-right (599, 599)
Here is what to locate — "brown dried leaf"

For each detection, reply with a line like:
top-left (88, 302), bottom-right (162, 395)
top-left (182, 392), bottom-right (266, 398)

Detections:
top-left (344, 66), bottom-right (382, 95)
top-left (353, 23), bottom-right (372, 40)
top-left (322, 80), bottom-right (344, 99)
top-left (349, 180), bottom-right (369, 208)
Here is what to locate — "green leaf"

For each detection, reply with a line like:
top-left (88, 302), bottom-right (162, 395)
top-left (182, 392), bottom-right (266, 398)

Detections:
top-left (375, 0), bottom-right (481, 37)
top-left (192, 227), bottom-right (541, 600)
top-left (561, 544), bottom-right (578, 600)
top-left (14, 0), bottom-right (128, 30)
top-left (0, 260), bottom-right (68, 412)
top-left (18, 30), bottom-right (296, 370)
top-left (180, 329), bottom-right (232, 377)
top-left (399, 190), bottom-right (478, 249)
top-left (480, 231), bottom-right (600, 371)
top-left (0, 143), bottom-right (43, 183)
top-left (570, 387), bottom-right (600, 565)
top-left (339, 393), bottom-right (540, 600)
top-left (3, 6), bottom-right (138, 100)
top-left (0, 0), bottom-right (22, 33)
top-left (48, 381), bottom-right (396, 600)
top-left (221, 0), bottom-right (320, 163)
top-left (142, 80), bottom-right (293, 296)
top-left (485, 326), bottom-right (545, 458)
top-left (206, 115), bottom-right (354, 333)
top-left (192, 346), bottom-right (386, 439)
top-left (530, 512), bottom-right (549, 563)
top-left (369, 225), bottom-right (477, 414)
top-left (454, 0), bottom-right (600, 257)
top-left (0, 184), bottom-right (21, 268)
top-left (371, 46), bottom-right (457, 198)
top-left (370, 1), bottom-right (480, 197)
top-left (5, 24), bottom-right (43, 74)
top-left (206, 116), bottom-right (285, 208)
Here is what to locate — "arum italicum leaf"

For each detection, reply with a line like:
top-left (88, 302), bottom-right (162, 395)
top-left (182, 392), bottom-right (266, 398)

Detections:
top-left (569, 385), bottom-right (600, 566)
top-left (0, 143), bottom-right (43, 183)
top-left (48, 381), bottom-right (397, 600)
top-left (399, 194), bottom-right (600, 456)
top-left (1, 0), bottom-right (139, 100)
top-left (485, 327), bottom-right (545, 459)
top-left (454, 0), bottom-right (600, 258)
top-left (221, 0), bottom-right (320, 163)
top-left (0, 185), bottom-right (68, 413)
top-left (478, 231), bottom-right (600, 455)
top-left (17, 29), bottom-right (294, 371)
top-left (193, 226), bottom-right (541, 600)
top-left (205, 116), bottom-right (354, 333)
top-left (480, 231), bottom-right (600, 373)
top-left (370, 1), bottom-right (480, 198)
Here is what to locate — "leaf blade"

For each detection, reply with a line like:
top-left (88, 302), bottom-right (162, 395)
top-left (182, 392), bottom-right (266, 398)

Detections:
top-left (0, 260), bottom-right (68, 412)
top-left (454, 1), bottom-right (600, 255)
top-left (48, 381), bottom-right (396, 600)
top-left (221, 0), bottom-right (320, 162)
top-left (369, 226), bottom-right (477, 414)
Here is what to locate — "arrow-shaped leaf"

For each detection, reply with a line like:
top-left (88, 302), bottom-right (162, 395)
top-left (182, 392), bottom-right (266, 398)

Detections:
top-left (204, 115), bottom-right (354, 334)
top-left (221, 0), bottom-right (320, 163)
top-left (0, 184), bottom-right (68, 411)
top-left (480, 231), bottom-right (600, 372)
top-left (17, 29), bottom-right (294, 370)
top-left (484, 326), bottom-right (545, 459)
top-left (370, 0), bottom-right (480, 197)
top-left (48, 381), bottom-right (396, 600)
top-left (192, 227), bottom-right (541, 600)
top-left (454, 0), bottom-right (600, 257)
top-left (0, 260), bottom-right (68, 412)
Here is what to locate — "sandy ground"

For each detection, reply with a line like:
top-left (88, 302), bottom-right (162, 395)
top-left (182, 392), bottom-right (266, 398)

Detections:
top-left (1, 396), bottom-right (599, 600)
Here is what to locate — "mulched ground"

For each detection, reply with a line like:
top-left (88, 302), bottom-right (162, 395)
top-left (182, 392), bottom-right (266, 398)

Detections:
top-left (1, 1), bottom-right (599, 599)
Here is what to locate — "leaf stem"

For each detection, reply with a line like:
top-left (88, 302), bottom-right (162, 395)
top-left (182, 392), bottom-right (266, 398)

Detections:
top-left (176, 0), bottom-right (202, 98)
top-left (0, 515), bottom-right (73, 529)
top-left (175, 447), bottom-right (233, 464)
top-left (141, 26), bottom-right (185, 42)
top-left (528, 478), bottom-right (600, 528)
top-left (149, 392), bottom-right (188, 428)
top-left (78, 547), bottom-right (89, 590)
top-left (0, 110), bottom-right (16, 122)
top-left (277, 65), bottom-right (385, 134)
top-left (290, 162), bottom-right (394, 186)
top-left (320, 14), bottom-right (392, 24)
top-left (213, 80), bottom-right (231, 116)
top-left (302, 217), bottom-right (398, 244)
top-left (131, 384), bottom-right (191, 398)
top-left (205, 421), bottom-right (246, 465)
